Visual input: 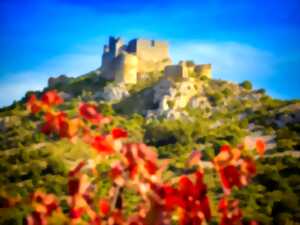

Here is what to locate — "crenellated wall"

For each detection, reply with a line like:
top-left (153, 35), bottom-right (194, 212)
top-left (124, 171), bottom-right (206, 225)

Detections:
top-left (101, 36), bottom-right (172, 84)
top-left (194, 64), bottom-right (212, 79)
top-left (100, 36), bottom-right (211, 85)
top-left (164, 62), bottom-right (212, 81)
top-left (134, 39), bottom-right (169, 62)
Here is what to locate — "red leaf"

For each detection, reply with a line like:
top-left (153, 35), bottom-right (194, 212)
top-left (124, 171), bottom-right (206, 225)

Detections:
top-left (243, 158), bottom-right (256, 176)
top-left (220, 144), bottom-right (231, 153)
top-left (111, 128), bottom-right (128, 139)
top-left (69, 207), bottom-right (85, 219)
top-left (41, 112), bottom-right (67, 136)
top-left (144, 160), bottom-right (158, 175)
top-left (99, 199), bottom-right (110, 215)
top-left (91, 135), bottom-right (114, 154)
top-left (41, 90), bottom-right (63, 106)
top-left (79, 103), bottom-right (104, 124)
top-left (178, 176), bottom-right (193, 197)
top-left (256, 139), bottom-right (266, 156)
top-left (58, 118), bottom-right (80, 138)
top-left (110, 164), bottom-right (123, 179)
top-left (220, 165), bottom-right (242, 191)
top-left (26, 94), bottom-right (42, 114)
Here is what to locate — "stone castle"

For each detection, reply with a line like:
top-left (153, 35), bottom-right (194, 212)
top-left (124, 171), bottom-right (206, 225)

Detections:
top-left (101, 36), bottom-right (211, 84)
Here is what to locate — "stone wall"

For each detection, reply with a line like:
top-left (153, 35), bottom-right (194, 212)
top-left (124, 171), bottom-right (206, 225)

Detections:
top-left (163, 62), bottom-right (212, 81)
top-left (100, 36), bottom-right (211, 85)
top-left (135, 39), bottom-right (169, 62)
top-left (164, 65), bottom-right (188, 81)
top-left (101, 37), bottom-right (172, 84)
top-left (194, 64), bottom-right (212, 79)
top-left (114, 53), bottom-right (138, 84)
top-left (137, 57), bottom-right (172, 74)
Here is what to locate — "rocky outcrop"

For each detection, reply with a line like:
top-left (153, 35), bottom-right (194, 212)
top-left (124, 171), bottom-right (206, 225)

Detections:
top-left (0, 116), bottom-right (19, 132)
top-left (58, 91), bottom-right (73, 101)
top-left (275, 103), bottom-right (300, 127)
top-left (97, 84), bottom-right (129, 101)
top-left (146, 77), bottom-right (210, 119)
top-left (48, 74), bottom-right (70, 88)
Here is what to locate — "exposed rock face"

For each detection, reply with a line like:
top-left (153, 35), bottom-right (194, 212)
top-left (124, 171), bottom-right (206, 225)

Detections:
top-left (100, 84), bottom-right (129, 101)
top-left (48, 75), bottom-right (70, 88)
top-left (0, 118), bottom-right (8, 132)
top-left (58, 92), bottom-right (73, 101)
top-left (189, 96), bottom-right (211, 111)
top-left (274, 103), bottom-right (300, 127)
top-left (147, 76), bottom-right (209, 119)
top-left (0, 116), bottom-right (19, 132)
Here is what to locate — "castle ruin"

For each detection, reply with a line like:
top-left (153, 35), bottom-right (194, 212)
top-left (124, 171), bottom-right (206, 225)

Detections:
top-left (101, 37), bottom-right (172, 84)
top-left (101, 36), bottom-right (212, 84)
top-left (164, 61), bottom-right (212, 81)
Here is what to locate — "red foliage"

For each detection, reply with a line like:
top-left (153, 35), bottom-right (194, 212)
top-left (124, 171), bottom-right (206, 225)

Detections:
top-left (69, 207), bottom-right (85, 219)
top-left (256, 139), bottom-right (266, 157)
top-left (79, 103), bottom-right (108, 124)
top-left (219, 165), bottom-right (242, 190)
top-left (176, 171), bottom-right (211, 223)
top-left (40, 112), bottom-right (67, 135)
top-left (23, 90), bottom-right (263, 225)
top-left (26, 191), bottom-right (60, 225)
top-left (99, 199), bottom-right (110, 215)
top-left (218, 197), bottom-right (243, 225)
top-left (111, 128), bottom-right (128, 139)
top-left (40, 90), bottom-right (64, 106)
top-left (220, 144), bottom-right (231, 153)
top-left (26, 95), bottom-right (42, 114)
top-left (214, 144), bottom-right (257, 194)
top-left (91, 135), bottom-right (115, 154)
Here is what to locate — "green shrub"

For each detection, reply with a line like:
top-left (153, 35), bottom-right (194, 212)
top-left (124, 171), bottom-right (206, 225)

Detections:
top-left (240, 80), bottom-right (253, 90)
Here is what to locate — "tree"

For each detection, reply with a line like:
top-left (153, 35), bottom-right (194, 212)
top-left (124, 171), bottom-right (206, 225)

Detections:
top-left (240, 80), bottom-right (253, 90)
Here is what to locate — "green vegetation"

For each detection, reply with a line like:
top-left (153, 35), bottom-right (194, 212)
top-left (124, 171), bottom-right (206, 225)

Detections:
top-left (49, 71), bottom-right (110, 96)
top-left (0, 71), bottom-right (299, 224)
top-left (240, 80), bottom-right (253, 90)
top-left (233, 156), bottom-right (300, 225)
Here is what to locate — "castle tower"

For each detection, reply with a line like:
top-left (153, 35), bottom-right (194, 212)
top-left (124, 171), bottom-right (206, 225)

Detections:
top-left (109, 36), bottom-right (123, 57)
top-left (101, 36), bottom-right (172, 84)
top-left (115, 52), bottom-right (138, 84)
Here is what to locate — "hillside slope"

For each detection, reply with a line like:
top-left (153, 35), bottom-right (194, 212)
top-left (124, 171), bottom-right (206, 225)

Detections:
top-left (0, 70), bottom-right (300, 224)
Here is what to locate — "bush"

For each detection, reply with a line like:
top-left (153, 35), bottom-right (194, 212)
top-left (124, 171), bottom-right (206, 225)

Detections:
top-left (240, 80), bottom-right (253, 90)
top-left (222, 88), bottom-right (232, 97)
top-left (209, 92), bottom-right (223, 106)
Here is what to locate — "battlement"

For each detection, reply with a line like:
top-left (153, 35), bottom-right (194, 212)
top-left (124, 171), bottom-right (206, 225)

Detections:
top-left (101, 36), bottom-right (172, 83)
top-left (164, 62), bottom-right (212, 81)
top-left (127, 39), bottom-right (168, 48)
top-left (100, 36), bottom-right (211, 84)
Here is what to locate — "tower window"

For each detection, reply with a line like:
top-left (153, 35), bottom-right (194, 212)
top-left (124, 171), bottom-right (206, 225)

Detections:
top-left (151, 40), bottom-right (155, 47)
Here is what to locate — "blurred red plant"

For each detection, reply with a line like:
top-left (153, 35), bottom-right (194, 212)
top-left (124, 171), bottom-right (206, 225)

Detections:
top-left (16, 90), bottom-right (266, 225)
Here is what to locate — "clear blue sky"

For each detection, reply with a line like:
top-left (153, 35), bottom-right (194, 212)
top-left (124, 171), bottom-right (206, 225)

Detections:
top-left (0, 0), bottom-right (299, 106)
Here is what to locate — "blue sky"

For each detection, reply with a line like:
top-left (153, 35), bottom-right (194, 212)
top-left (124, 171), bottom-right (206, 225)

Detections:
top-left (0, 0), bottom-right (299, 106)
